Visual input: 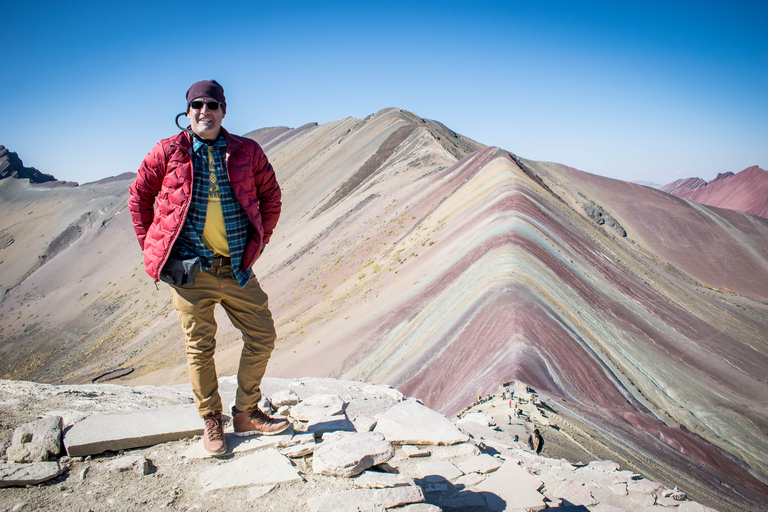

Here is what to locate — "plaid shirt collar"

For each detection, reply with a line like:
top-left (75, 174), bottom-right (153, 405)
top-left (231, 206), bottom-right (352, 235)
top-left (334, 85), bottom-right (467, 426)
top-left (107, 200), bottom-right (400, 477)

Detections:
top-left (192, 134), bottom-right (227, 152)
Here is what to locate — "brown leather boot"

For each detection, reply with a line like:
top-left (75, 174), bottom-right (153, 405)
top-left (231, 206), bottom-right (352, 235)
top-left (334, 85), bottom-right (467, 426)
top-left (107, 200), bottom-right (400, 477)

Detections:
top-left (202, 411), bottom-right (227, 455)
top-left (233, 406), bottom-right (290, 437)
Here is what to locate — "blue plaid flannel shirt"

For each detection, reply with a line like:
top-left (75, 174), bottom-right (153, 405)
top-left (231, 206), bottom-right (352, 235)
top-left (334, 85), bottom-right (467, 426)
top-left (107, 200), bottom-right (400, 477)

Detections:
top-left (171, 136), bottom-right (254, 287)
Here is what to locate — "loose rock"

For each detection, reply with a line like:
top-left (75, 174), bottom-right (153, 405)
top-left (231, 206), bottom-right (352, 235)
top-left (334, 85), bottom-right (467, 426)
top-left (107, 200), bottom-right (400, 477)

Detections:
top-left (312, 431), bottom-right (395, 477)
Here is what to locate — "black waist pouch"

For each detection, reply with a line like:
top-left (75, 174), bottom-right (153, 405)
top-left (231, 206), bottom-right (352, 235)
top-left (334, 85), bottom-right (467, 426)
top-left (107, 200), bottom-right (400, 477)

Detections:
top-left (159, 256), bottom-right (201, 287)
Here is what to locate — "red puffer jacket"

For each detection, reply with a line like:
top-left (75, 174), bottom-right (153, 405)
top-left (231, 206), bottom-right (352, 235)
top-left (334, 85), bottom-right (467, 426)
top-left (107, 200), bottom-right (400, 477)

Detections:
top-left (128, 128), bottom-right (281, 281)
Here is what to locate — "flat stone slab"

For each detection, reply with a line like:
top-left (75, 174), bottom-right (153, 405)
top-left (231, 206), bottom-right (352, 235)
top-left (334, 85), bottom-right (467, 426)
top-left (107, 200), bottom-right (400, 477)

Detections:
top-left (0, 462), bottom-right (64, 487)
top-left (402, 445), bottom-right (431, 457)
top-left (456, 453), bottom-right (502, 474)
top-left (375, 400), bottom-right (469, 446)
top-left (312, 431), bottom-right (395, 477)
top-left (417, 461), bottom-right (464, 482)
top-left (476, 460), bottom-right (545, 511)
top-left (64, 404), bottom-right (204, 457)
top-left (307, 485), bottom-right (425, 512)
top-left (291, 394), bottom-right (346, 422)
top-left (199, 447), bottom-right (301, 492)
top-left (307, 414), bottom-right (356, 437)
top-left (354, 470), bottom-right (415, 488)
top-left (182, 430), bottom-right (295, 459)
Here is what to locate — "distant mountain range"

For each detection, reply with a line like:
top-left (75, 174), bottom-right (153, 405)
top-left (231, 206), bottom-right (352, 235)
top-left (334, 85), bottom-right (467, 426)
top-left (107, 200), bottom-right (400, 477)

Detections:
top-left (662, 165), bottom-right (768, 218)
top-left (0, 145), bottom-right (57, 184)
top-left (1, 109), bottom-right (767, 511)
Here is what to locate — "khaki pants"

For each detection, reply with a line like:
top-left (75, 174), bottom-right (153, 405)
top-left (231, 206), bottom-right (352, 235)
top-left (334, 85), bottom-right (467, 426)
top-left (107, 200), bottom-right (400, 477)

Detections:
top-left (169, 266), bottom-right (277, 417)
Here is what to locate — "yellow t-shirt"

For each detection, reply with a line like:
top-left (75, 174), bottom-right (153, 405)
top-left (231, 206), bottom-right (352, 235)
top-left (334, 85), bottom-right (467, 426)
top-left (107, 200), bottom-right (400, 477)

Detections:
top-left (201, 146), bottom-right (229, 257)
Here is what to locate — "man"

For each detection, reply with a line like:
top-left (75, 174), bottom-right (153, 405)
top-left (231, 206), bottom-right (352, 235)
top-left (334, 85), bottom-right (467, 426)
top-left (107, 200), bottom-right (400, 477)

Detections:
top-left (128, 79), bottom-right (289, 456)
top-left (528, 428), bottom-right (544, 455)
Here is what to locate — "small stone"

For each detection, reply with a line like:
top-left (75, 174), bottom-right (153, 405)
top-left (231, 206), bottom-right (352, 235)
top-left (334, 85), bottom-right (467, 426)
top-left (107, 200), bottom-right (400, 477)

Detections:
top-left (352, 415), bottom-right (377, 432)
top-left (280, 443), bottom-right (315, 458)
top-left (104, 455), bottom-right (150, 476)
top-left (6, 443), bottom-right (49, 463)
top-left (402, 445), bottom-right (431, 458)
top-left (270, 389), bottom-right (299, 406)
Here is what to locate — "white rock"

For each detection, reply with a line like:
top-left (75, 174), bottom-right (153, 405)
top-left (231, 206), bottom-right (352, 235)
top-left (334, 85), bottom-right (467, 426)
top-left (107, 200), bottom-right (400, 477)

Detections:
top-left (627, 479), bottom-right (664, 495)
top-left (6, 443), bottom-right (49, 463)
top-left (374, 400), bottom-right (469, 446)
top-left (352, 415), bottom-right (377, 432)
top-left (11, 416), bottom-right (62, 456)
top-left (354, 470), bottom-right (415, 488)
top-left (456, 453), bottom-right (502, 474)
top-left (312, 431), bottom-right (395, 477)
top-left (416, 461), bottom-right (464, 482)
top-left (402, 445), bottom-right (431, 458)
top-left (291, 394), bottom-right (346, 422)
top-left (104, 455), bottom-right (149, 475)
top-left (42, 410), bottom-right (90, 429)
top-left (395, 505), bottom-right (441, 512)
top-left (307, 414), bottom-right (356, 437)
top-left (454, 472), bottom-right (486, 487)
top-left (428, 443), bottom-right (480, 459)
top-left (199, 448), bottom-right (301, 492)
top-left (270, 389), bottom-right (299, 406)
top-left (280, 443), bottom-right (315, 458)
top-left (459, 412), bottom-right (495, 427)
top-left (0, 462), bottom-right (64, 487)
top-left (247, 484), bottom-right (276, 499)
top-left (307, 485), bottom-right (424, 512)
top-left (477, 460), bottom-right (545, 511)
top-left (549, 480), bottom-right (598, 506)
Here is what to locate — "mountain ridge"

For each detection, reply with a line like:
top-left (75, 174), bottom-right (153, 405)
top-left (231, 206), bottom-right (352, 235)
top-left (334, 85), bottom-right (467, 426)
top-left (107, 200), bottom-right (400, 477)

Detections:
top-left (0, 107), bottom-right (766, 510)
top-left (662, 165), bottom-right (768, 218)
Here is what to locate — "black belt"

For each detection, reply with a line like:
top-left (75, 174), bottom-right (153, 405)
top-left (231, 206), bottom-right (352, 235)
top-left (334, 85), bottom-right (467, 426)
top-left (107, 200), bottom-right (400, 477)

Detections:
top-left (211, 256), bottom-right (231, 267)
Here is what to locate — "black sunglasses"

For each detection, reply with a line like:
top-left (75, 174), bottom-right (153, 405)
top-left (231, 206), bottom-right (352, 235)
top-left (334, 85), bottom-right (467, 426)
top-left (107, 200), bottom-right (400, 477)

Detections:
top-left (189, 100), bottom-right (222, 110)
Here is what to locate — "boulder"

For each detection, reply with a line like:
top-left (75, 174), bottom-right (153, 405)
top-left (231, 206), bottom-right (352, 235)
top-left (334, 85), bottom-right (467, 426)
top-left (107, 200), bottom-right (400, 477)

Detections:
top-left (11, 416), bottom-right (62, 457)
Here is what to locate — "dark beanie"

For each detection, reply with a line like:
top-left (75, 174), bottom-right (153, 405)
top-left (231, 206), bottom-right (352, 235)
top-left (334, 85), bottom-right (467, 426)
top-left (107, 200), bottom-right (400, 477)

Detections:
top-left (186, 80), bottom-right (226, 112)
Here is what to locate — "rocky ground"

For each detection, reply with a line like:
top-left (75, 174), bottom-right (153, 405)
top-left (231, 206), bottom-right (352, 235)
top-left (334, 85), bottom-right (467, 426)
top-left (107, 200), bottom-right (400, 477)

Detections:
top-left (0, 377), bottom-right (719, 511)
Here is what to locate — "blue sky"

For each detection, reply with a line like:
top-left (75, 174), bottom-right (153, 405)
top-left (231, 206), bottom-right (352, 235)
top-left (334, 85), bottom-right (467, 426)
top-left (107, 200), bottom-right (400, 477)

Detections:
top-left (3, 0), bottom-right (766, 185)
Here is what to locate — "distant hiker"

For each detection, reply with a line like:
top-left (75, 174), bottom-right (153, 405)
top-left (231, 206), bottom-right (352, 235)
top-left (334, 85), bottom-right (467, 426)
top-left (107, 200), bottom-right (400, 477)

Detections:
top-left (528, 428), bottom-right (544, 454)
top-left (129, 80), bottom-right (289, 457)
